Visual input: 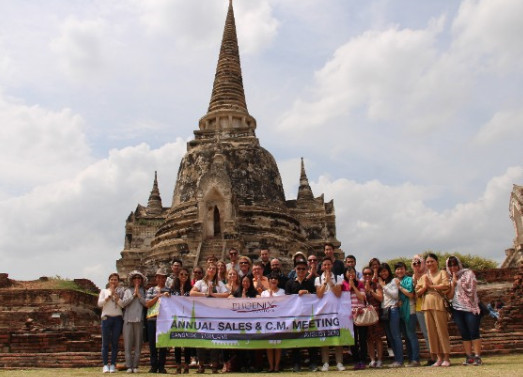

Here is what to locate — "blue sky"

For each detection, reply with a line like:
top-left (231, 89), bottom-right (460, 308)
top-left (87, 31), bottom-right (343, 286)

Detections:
top-left (1, 0), bottom-right (522, 288)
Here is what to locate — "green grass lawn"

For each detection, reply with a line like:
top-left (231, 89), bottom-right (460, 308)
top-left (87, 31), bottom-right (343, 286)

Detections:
top-left (1, 354), bottom-right (523, 376)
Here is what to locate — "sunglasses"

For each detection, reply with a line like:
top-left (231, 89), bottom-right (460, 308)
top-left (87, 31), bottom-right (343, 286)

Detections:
top-left (308, 259), bottom-right (317, 262)
top-left (179, 273), bottom-right (189, 277)
top-left (296, 267), bottom-right (306, 271)
top-left (229, 252), bottom-right (238, 255)
top-left (413, 261), bottom-right (421, 266)
top-left (363, 272), bottom-right (372, 276)
top-left (194, 271), bottom-right (203, 274)
top-left (239, 261), bottom-right (250, 265)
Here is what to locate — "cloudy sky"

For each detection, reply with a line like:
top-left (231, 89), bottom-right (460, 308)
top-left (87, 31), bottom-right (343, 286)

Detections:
top-left (1, 0), bottom-right (522, 288)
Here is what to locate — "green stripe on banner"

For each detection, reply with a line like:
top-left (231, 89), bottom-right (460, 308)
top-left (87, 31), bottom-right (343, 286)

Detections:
top-left (156, 292), bottom-right (354, 349)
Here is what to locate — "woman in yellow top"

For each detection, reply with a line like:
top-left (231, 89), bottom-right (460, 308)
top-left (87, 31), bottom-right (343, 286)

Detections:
top-left (415, 253), bottom-right (451, 367)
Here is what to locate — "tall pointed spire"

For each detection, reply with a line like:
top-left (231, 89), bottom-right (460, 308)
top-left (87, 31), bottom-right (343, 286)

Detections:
top-left (197, 0), bottom-right (256, 139)
top-left (146, 171), bottom-right (163, 215)
top-left (297, 158), bottom-right (314, 201)
top-left (207, 0), bottom-right (248, 114)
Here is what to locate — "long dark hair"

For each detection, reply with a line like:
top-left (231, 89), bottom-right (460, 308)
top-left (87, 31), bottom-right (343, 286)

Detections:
top-left (172, 268), bottom-right (192, 295)
top-left (344, 266), bottom-right (359, 286)
top-left (233, 274), bottom-right (258, 298)
top-left (377, 263), bottom-right (393, 284)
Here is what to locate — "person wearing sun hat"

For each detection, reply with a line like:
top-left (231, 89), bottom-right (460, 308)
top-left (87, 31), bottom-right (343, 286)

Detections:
top-left (121, 270), bottom-right (148, 373)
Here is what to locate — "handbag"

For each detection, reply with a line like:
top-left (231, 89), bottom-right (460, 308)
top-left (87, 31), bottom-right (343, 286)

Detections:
top-left (353, 303), bottom-right (379, 326)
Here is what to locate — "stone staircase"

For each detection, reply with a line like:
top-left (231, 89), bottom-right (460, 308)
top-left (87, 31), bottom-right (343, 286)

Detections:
top-left (197, 237), bottom-right (225, 265)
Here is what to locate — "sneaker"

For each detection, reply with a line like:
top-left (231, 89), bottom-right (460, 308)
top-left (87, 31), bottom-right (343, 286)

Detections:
top-left (368, 360), bottom-right (377, 368)
top-left (103, 365), bottom-right (110, 373)
top-left (387, 348), bottom-right (394, 357)
top-left (148, 368), bottom-right (158, 373)
top-left (336, 363), bottom-right (345, 371)
top-left (321, 363), bottom-right (329, 372)
top-left (127, 369), bottom-right (133, 373)
top-left (376, 360), bottom-right (383, 368)
top-left (309, 364), bottom-right (318, 372)
top-left (354, 362), bottom-right (366, 370)
top-left (431, 360), bottom-right (442, 367)
top-left (132, 369), bottom-right (139, 373)
top-left (189, 358), bottom-right (198, 367)
top-left (292, 364), bottom-right (301, 372)
top-left (406, 361), bottom-right (421, 367)
top-left (463, 355), bottom-right (474, 366)
top-left (473, 356), bottom-right (482, 366)
top-left (109, 365), bottom-right (116, 373)
top-left (441, 361), bottom-right (450, 367)
top-left (389, 362), bottom-right (403, 368)
top-left (158, 368), bottom-right (168, 374)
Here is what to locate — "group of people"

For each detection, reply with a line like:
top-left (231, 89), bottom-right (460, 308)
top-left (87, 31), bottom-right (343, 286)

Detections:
top-left (98, 244), bottom-right (484, 373)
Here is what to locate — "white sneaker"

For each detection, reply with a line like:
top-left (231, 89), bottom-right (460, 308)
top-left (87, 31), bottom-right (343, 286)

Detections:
top-left (368, 360), bottom-right (377, 368)
top-left (336, 363), bottom-right (345, 371)
top-left (388, 348), bottom-right (394, 357)
top-left (321, 363), bottom-right (329, 372)
top-left (109, 365), bottom-right (116, 373)
top-left (132, 369), bottom-right (139, 373)
top-left (376, 360), bottom-right (383, 368)
top-left (103, 365), bottom-right (110, 373)
top-left (126, 369), bottom-right (133, 373)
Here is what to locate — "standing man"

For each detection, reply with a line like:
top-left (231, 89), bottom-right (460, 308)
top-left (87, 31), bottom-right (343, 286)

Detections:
top-left (226, 248), bottom-right (240, 273)
top-left (166, 258), bottom-right (182, 289)
top-left (270, 258), bottom-right (288, 289)
top-left (259, 248), bottom-right (272, 276)
top-left (306, 254), bottom-right (320, 282)
top-left (344, 255), bottom-right (362, 280)
top-left (285, 259), bottom-right (318, 372)
top-left (317, 243), bottom-right (345, 277)
top-left (252, 261), bottom-right (269, 294)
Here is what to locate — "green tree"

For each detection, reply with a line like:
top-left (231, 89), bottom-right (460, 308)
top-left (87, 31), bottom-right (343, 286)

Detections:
top-left (385, 250), bottom-right (497, 274)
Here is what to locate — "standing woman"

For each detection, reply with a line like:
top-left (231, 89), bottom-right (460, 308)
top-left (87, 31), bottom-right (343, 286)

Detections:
top-left (261, 272), bottom-right (286, 372)
top-left (411, 255), bottom-right (432, 365)
top-left (190, 262), bottom-right (229, 373)
top-left (146, 268), bottom-right (171, 374)
top-left (232, 274), bottom-right (259, 372)
top-left (363, 267), bottom-right (384, 368)
top-left (394, 262), bottom-right (420, 367)
top-left (121, 270), bottom-right (147, 373)
top-left (377, 263), bottom-right (404, 368)
top-left (98, 273), bottom-right (124, 373)
top-left (446, 256), bottom-right (483, 366)
top-left (172, 267), bottom-right (193, 374)
top-left (415, 253), bottom-right (451, 367)
top-left (342, 266), bottom-right (367, 370)
top-left (315, 257), bottom-right (345, 372)
top-left (369, 258), bottom-right (381, 283)
top-left (216, 260), bottom-right (227, 284)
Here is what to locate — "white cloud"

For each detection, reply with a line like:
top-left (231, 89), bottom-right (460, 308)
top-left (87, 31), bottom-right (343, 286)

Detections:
top-left (136, 0), bottom-right (278, 54)
top-left (474, 108), bottom-right (523, 145)
top-left (0, 140), bottom-right (186, 288)
top-left (0, 95), bottom-right (91, 193)
top-left (452, 0), bottom-right (523, 74)
top-left (50, 17), bottom-right (109, 83)
top-left (309, 166), bottom-right (522, 267)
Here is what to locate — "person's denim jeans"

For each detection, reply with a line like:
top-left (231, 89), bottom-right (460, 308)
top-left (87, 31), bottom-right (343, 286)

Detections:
top-left (147, 319), bottom-right (167, 370)
top-left (452, 308), bottom-right (481, 341)
top-left (383, 307), bottom-right (404, 364)
top-left (101, 315), bottom-right (123, 365)
top-left (400, 313), bottom-right (420, 362)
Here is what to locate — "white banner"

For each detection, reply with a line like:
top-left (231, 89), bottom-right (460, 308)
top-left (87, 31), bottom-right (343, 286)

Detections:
top-left (156, 291), bottom-right (354, 349)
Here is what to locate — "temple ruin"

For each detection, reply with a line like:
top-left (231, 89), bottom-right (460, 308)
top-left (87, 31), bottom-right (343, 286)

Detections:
top-left (116, 1), bottom-right (340, 281)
